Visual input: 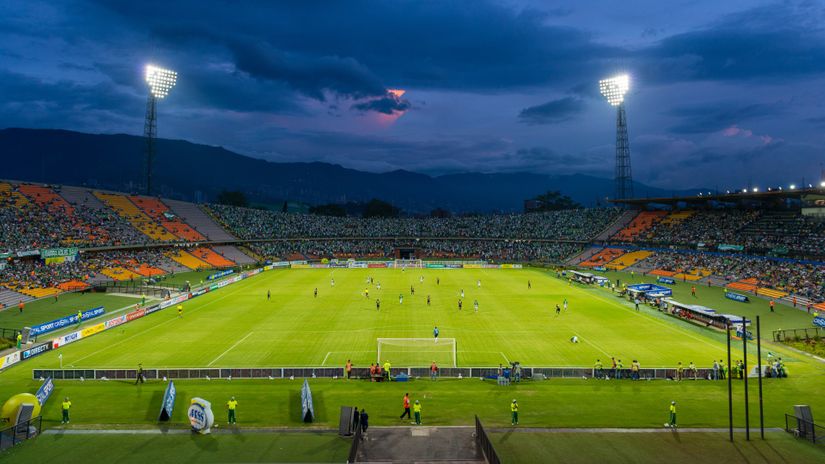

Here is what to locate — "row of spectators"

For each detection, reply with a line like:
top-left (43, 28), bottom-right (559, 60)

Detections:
top-left (0, 187), bottom-right (152, 253)
top-left (207, 204), bottom-right (621, 241)
top-left (249, 239), bottom-right (581, 263)
top-left (634, 209), bottom-right (825, 259)
top-left (642, 252), bottom-right (825, 302)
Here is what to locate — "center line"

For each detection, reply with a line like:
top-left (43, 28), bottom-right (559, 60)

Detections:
top-left (208, 332), bottom-right (255, 366)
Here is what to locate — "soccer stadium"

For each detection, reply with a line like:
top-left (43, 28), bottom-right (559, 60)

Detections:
top-left (2, 2), bottom-right (825, 464)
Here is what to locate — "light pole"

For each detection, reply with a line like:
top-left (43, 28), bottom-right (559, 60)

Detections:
top-left (144, 65), bottom-right (177, 196)
top-left (599, 74), bottom-right (633, 202)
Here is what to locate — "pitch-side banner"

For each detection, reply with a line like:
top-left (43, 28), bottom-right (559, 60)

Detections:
top-left (30, 306), bottom-right (105, 336)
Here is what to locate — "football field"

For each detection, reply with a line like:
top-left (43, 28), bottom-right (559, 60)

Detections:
top-left (49, 268), bottom-right (730, 369)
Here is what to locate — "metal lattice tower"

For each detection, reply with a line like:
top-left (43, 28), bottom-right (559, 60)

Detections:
top-left (143, 65), bottom-right (177, 196)
top-left (144, 95), bottom-right (157, 196)
top-left (614, 103), bottom-right (633, 201)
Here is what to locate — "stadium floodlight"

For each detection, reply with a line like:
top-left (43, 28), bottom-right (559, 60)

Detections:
top-left (599, 74), bottom-right (630, 106)
top-left (145, 65), bottom-right (177, 99)
top-left (143, 64), bottom-right (177, 195)
top-left (600, 74), bottom-right (633, 202)
top-left (789, 184), bottom-right (796, 190)
top-left (821, 181), bottom-right (825, 187)
top-left (752, 187), bottom-right (759, 193)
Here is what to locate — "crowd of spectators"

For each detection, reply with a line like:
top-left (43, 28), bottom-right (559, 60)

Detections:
top-left (250, 239), bottom-right (581, 263)
top-left (207, 204), bottom-right (620, 241)
top-left (643, 251), bottom-right (825, 302)
top-left (639, 209), bottom-right (825, 259)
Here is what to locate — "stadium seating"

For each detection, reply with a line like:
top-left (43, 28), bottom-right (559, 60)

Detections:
top-left (0, 182), bottom-right (30, 208)
top-left (659, 210), bottom-right (695, 225)
top-left (101, 266), bottom-right (143, 281)
top-left (579, 248), bottom-right (625, 267)
top-left (165, 199), bottom-right (237, 241)
top-left (95, 193), bottom-right (179, 241)
top-left (612, 211), bottom-right (667, 242)
top-left (211, 245), bottom-right (257, 265)
top-left (649, 269), bottom-right (677, 277)
top-left (56, 280), bottom-right (90, 291)
top-left (134, 263), bottom-right (166, 277)
top-left (756, 287), bottom-right (789, 299)
top-left (606, 250), bottom-right (652, 270)
top-left (726, 281), bottom-right (758, 292)
top-left (130, 196), bottom-right (206, 241)
top-left (18, 184), bottom-right (74, 216)
top-left (167, 250), bottom-right (212, 270)
top-left (189, 247), bottom-right (236, 268)
top-left (17, 287), bottom-right (62, 299)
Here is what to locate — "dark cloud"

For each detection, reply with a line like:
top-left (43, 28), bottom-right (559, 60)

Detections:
top-left (667, 102), bottom-right (784, 134)
top-left (351, 93), bottom-right (411, 115)
top-left (518, 97), bottom-right (585, 124)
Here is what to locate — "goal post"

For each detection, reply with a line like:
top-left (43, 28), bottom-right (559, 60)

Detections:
top-left (377, 338), bottom-right (456, 367)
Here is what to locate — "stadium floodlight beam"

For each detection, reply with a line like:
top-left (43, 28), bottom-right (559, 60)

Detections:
top-left (144, 65), bottom-right (177, 196)
top-left (600, 74), bottom-right (633, 202)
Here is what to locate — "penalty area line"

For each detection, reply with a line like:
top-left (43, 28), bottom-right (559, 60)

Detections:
top-left (321, 352), bottom-right (331, 366)
top-left (207, 332), bottom-right (255, 367)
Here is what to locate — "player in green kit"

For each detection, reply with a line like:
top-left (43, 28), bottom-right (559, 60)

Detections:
top-left (227, 397), bottom-right (238, 424)
top-left (511, 399), bottom-right (519, 425)
top-left (414, 400), bottom-right (422, 425)
top-left (665, 401), bottom-right (677, 428)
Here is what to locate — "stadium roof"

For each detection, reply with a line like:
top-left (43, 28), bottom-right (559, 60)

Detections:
top-left (609, 186), bottom-right (825, 207)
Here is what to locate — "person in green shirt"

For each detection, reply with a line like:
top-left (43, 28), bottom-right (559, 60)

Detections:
top-left (383, 360), bottom-right (391, 381)
top-left (227, 397), bottom-right (238, 424)
top-left (16, 333), bottom-right (22, 349)
top-left (61, 397), bottom-right (72, 424)
top-left (667, 401), bottom-right (677, 428)
top-left (511, 399), bottom-right (519, 425)
top-left (413, 400), bottom-right (422, 425)
top-left (76, 310), bottom-right (82, 326)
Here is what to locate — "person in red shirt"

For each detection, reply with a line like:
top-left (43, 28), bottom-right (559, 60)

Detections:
top-left (400, 393), bottom-right (411, 420)
top-left (769, 300), bottom-right (775, 313)
top-left (430, 361), bottom-right (438, 381)
top-left (18, 300), bottom-right (24, 314)
top-left (691, 286), bottom-right (696, 297)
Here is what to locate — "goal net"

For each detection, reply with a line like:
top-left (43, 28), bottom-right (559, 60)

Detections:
top-left (377, 338), bottom-right (456, 367)
top-left (393, 259), bottom-right (423, 269)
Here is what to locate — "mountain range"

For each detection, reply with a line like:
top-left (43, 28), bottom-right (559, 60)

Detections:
top-left (0, 128), bottom-right (698, 213)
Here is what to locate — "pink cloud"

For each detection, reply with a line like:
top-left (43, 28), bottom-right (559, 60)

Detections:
top-left (722, 125), bottom-right (753, 137)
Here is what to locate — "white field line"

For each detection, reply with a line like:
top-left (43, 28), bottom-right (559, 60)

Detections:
top-left (321, 351), bottom-right (331, 366)
top-left (69, 283), bottom-right (252, 366)
top-left (573, 332), bottom-right (611, 358)
top-left (208, 332), bottom-right (255, 367)
top-left (500, 352), bottom-right (510, 364)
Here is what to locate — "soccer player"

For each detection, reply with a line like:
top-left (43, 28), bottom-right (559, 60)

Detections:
top-left (314, 288), bottom-right (318, 298)
top-left (570, 335), bottom-right (578, 343)
top-left (177, 304), bottom-right (183, 318)
top-left (61, 397), bottom-right (72, 424)
top-left (331, 278), bottom-right (335, 287)
top-left (666, 401), bottom-right (677, 428)
top-left (460, 289), bottom-right (464, 298)
top-left (376, 282), bottom-right (381, 290)
top-left (267, 290), bottom-right (271, 300)
top-left (555, 304), bottom-right (561, 315)
top-left (345, 360), bottom-right (353, 379)
top-left (433, 326), bottom-right (439, 343)
top-left (458, 300), bottom-right (462, 311)
top-left (511, 399), bottom-right (519, 425)
top-left (410, 285), bottom-right (414, 295)
top-left (414, 400), bottom-right (422, 425)
top-left (227, 396), bottom-right (238, 424)
top-left (420, 275), bottom-right (424, 284)
top-left (376, 299), bottom-right (380, 311)
top-left (427, 295), bottom-right (431, 306)
top-left (563, 298), bottom-right (568, 311)
top-left (400, 393), bottom-right (411, 420)
top-left (474, 299), bottom-right (479, 312)
top-left (365, 288), bottom-right (369, 299)
top-left (436, 277), bottom-right (440, 285)
top-left (528, 280), bottom-right (531, 290)
top-left (399, 294), bottom-right (403, 304)
top-left (477, 279), bottom-right (481, 288)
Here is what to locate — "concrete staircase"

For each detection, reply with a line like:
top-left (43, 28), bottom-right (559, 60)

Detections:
top-left (57, 185), bottom-right (108, 209)
top-left (165, 200), bottom-right (236, 241)
top-left (0, 288), bottom-right (32, 309)
top-left (565, 246), bottom-right (602, 266)
top-left (212, 245), bottom-right (257, 265)
top-left (593, 209), bottom-right (638, 241)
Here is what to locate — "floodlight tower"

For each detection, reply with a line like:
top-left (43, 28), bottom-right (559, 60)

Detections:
top-left (599, 74), bottom-right (633, 201)
top-left (144, 65), bottom-right (177, 196)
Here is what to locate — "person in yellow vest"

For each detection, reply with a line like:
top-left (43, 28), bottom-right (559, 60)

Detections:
top-left (177, 305), bottom-right (183, 318)
top-left (511, 399), bottom-right (519, 425)
top-left (227, 396), bottom-right (238, 424)
top-left (61, 397), bottom-right (72, 424)
top-left (76, 310), bottom-right (82, 326)
top-left (413, 400), bottom-right (422, 425)
top-left (16, 333), bottom-right (22, 349)
top-left (383, 360), bottom-right (391, 381)
top-left (666, 401), bottom-right (677, 428)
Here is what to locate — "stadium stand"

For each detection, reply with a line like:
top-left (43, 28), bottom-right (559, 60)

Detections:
top-left (612, 211), bottom-right (667, 242)
top-left (0, 288), bottom-right (32, 308)
top-left (18, 184), bottom-right (74, 216)
top-left (606, 250), bottom-right (653, 270)
top-left (189, 247), bottom-right (236, 268)
top-left (101, 266), bottom-right (143, 281)
top-left (592, 209), bottom-right (639, 241)
top-left (579, 248), bottom-right (626, 267)
top-left (94, 192), bottom-right (179, 242)
top-left (165, 199), bottom-right (237, 241)
top-left (211, 245), bottom-right (256, 265)
top-left (167, 250), bottom-right (212, 270)
top-left (129, 196), bottom-right (205, 241)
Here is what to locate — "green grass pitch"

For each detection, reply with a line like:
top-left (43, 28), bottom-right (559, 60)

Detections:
top-left (1, 267), bottom-right (823, 462)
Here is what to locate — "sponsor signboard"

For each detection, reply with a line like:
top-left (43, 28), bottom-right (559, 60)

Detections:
top-left (52, 331), bottom-right (82, 348)
top-left (718, 244), bottom-right (744, 252)
top-left (725, 291), bottom-right (750, 303)
top-left (127, 308), bottom-right (146, 321)
top-left (0, 351), bottom-right (21, 369)
top-left (40, 247), bottom-right (79, 258)
top-left (269, 261), bottom-right (290, 268)
top-left (158, 381), bottom-right (176, 421)
top-left (463, 264), bottom-right (482, 269)
top-left (367, 262), bottom-right (389, 268)
top-left (22, 341), bottom-right (52, 360)
top-left (207, 269), bottom-right (234, 281)
top-left (81, 323), bottom-right (105, 338)
top-left (29, 306), bottom-right (105, 336)
top-left (35, 377), bottom-right (54, 405)
top-left (657, 277), bottom-right (676, 285)
top-left (592, 266), bottom-right (607, 272)
top-left (291, 264), bottom-right (312, 269)
top-left (813, 316), bottom-right (825, 328)
top-left (104, 315), bottom-right (127, 329)
top-left (347, 262), bottom-right (368, 269)
top-left (188, 397), bottom-right (215, 434)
